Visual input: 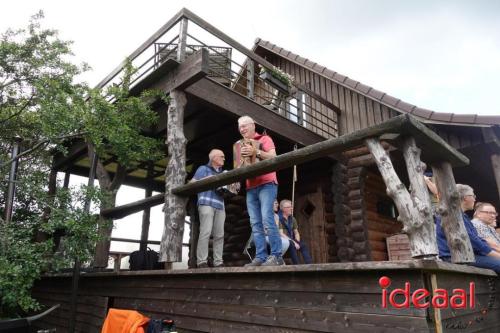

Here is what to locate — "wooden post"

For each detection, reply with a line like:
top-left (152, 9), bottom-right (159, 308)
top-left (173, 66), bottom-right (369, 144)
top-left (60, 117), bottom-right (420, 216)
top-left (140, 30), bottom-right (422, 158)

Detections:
top-left (296, 91), bottom-right (304, 126)
top-left (159, 90), bottom-right (188, 263)
top-left (188, 197), bottom-right (199, 268)
top-left (247, 60), bottom-right (254, 99)
top-left (431, 161), bottom-right (474, 263)
top-left (177, 17), bottom-right (188, 62)
top-left (401, 136), bottom-right (438, 257)
top-left (69, 151), bottom-right (97, 333)
top-left (366, 137), bottom-right (437, 258)
top-left (139, 162), bottom-right (154, 252)
top-left (491, 154), bottom-right (500, 202)
top-left (63, 171), bottom-right (71, 188)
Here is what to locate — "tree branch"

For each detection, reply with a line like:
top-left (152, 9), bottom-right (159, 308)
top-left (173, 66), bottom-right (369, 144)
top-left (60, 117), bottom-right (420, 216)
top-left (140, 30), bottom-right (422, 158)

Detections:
top-left (0, 132), bottom-right (86, 168)
top-left (0, 95), bottom-right (35, 125)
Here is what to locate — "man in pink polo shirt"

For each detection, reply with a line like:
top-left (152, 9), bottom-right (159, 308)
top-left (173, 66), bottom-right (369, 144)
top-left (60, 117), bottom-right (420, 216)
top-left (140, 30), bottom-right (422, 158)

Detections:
top-left (234, 116), bottom-right (284, 266)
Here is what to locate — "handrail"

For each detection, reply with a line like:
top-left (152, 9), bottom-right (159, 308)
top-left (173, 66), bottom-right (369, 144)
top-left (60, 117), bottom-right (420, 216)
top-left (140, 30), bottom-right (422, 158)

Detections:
top-left (94, 9), bottom-right (185, 89)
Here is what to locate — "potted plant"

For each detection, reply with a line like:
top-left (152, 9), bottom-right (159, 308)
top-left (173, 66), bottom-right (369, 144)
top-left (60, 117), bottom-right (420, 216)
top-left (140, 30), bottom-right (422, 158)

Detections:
top-left (259, 65), bottom-right (294, 94)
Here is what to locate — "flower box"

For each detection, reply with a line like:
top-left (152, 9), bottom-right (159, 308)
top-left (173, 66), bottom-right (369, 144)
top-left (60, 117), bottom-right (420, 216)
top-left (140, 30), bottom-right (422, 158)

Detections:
top-left (259, 71), bottom-right (290, 94)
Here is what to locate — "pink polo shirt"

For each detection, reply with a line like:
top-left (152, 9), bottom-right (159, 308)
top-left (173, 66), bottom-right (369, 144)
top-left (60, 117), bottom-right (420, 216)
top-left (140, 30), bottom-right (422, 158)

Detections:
top-left (246, 133), bottom-right (278, 189)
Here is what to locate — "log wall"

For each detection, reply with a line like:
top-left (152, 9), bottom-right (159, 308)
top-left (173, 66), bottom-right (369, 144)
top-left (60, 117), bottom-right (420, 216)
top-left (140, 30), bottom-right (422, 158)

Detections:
top-left (223, 195), bottom-right (251, 267)
top-left (364, 171), bottom-right (404, 261)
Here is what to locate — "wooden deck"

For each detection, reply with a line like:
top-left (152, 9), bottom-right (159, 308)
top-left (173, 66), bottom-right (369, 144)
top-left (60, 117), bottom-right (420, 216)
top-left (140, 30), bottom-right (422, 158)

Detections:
top-left (32, 260), bottom-right (499, 332)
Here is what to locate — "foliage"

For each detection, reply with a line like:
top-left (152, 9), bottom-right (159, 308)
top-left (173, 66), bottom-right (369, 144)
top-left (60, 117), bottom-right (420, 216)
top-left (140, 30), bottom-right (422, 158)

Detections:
top-left (0, 12), bottom-right (164, 317)
top-left (259, 65), bottom-right (295, 87)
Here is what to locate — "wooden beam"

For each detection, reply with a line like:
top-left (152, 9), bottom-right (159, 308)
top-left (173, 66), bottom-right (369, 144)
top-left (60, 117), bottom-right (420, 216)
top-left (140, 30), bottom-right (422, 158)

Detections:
top-left (172, 115), bottom-right (468, 197)
top-left (431, 162), bottom-right (475, 263)
top-left (100, 193), bottom-right (164, 219)
top-left (366, 137), bottom-right (437, 258)
top-left (247, 60), bottom-right (254, 99)
top-left (492, 154), bottom-right (500, 202)
top-left (140, 163), bottom-right (154, 252)
top-left (185, 77), bottom-right (325, 147)
top-left (52, 140), bottom-right (87, 171)
top-left (160, 90), bottom-right (188, 263)
top-left (176, 17), bottom-right (188, 62)
top-left (401, 117), bottom-right (469, 167)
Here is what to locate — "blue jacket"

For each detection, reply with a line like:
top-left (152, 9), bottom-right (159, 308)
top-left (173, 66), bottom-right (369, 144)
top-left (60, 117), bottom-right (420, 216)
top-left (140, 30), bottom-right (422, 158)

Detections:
top-left (192, 164), bottom-right (224, 210)
top-left (436, 212), bottom-right (491, 258)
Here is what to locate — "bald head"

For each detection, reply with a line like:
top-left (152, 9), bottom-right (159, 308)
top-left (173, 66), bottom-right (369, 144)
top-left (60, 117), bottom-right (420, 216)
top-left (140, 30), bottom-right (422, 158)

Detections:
top-left (208, 149), bottom-right (225, 168)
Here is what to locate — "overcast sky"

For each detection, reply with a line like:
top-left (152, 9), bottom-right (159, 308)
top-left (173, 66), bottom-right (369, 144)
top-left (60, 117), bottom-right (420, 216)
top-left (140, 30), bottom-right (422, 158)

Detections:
top-left (2, 0), bottom-right (500, 116)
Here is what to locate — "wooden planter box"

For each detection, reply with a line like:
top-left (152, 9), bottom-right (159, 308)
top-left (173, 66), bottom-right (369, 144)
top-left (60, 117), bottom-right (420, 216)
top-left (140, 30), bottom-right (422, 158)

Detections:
top-left (259, 71), bottom-right (290, 94)
top-left (386, 233), bottom-right (412, 260)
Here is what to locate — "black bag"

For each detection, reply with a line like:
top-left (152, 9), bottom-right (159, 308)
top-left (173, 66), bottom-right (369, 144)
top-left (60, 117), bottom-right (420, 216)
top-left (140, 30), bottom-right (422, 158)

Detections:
top-left (146, 318), bottom-right (177, 333)
top-left (129, 248), bottom-right (162, 270)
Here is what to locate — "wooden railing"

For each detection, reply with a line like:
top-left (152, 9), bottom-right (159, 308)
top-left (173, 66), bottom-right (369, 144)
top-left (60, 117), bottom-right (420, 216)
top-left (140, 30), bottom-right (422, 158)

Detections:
top-left (95, 8), bottom-right (339, 139)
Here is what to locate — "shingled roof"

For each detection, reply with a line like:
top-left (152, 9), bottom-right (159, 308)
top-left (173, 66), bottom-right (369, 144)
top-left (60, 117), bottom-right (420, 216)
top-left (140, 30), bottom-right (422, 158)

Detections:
top-left (254, 38), bottom-right (500, 127)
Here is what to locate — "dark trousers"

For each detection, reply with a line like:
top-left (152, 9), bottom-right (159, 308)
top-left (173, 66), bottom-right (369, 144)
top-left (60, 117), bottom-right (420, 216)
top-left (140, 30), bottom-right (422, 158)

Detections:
top-left (288, 240), bottom-right (312, 264)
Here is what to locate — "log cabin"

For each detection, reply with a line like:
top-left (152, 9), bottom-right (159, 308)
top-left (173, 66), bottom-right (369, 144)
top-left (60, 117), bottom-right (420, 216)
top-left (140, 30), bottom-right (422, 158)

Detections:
top-left (32, 8), bottom-right (499, 333)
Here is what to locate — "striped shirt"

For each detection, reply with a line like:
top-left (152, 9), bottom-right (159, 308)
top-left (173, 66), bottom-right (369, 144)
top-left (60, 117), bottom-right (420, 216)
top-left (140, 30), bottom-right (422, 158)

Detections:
top-left (193, 164), bottom-right (224, 210)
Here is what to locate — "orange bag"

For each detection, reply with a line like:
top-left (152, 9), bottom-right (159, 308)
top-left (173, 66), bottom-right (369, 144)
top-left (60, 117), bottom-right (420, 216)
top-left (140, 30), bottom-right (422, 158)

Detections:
top-left (101, 308), bottom-right (150, 333)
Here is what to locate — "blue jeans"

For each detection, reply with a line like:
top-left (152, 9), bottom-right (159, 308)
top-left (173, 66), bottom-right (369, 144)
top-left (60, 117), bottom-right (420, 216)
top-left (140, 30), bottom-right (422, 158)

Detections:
top-left (288, 240), bottom-right (312, 264)
top-left (472, 255), bottom-right (500, 273)
top-left (246, 183), bottom-right (281, 261)
top-left (442, 255), bottom-right (500, 273)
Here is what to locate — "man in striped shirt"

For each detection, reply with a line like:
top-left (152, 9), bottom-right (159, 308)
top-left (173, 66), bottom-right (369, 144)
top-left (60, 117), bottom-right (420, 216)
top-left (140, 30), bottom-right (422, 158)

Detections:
top-left (471, 202), bottom-right (500, 253)
top-left (192, 149), bottom-right (226, 268)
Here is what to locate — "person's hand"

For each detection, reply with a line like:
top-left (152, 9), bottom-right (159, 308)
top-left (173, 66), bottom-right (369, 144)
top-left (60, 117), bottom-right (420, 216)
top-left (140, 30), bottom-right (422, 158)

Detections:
top-left (240, 145), bottom-right (255, 157)
top-left (293, 240), bottom-right (300, 250)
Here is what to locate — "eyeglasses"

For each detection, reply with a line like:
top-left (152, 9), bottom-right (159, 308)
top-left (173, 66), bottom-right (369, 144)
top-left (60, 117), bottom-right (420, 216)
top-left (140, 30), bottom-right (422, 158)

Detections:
top-left (465, 194), bottom-right (476, 199)
top-left (478, 211), bottom-right (498, 217)
top-left (282, 206), bottom-right (292, 209)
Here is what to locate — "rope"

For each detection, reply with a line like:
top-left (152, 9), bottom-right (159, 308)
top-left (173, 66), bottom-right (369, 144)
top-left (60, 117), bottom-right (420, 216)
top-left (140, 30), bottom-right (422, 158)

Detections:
top-left (291, 144), bottom-right (298, 217)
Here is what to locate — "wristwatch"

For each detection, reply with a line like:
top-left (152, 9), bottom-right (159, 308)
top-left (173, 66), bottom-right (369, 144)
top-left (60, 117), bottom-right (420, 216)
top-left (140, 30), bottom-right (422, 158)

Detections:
top-left (256, 149), bottom-right (262, 159)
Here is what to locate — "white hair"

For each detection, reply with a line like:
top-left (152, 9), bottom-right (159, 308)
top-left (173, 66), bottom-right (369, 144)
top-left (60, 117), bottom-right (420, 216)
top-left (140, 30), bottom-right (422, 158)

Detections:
top-left (208, 149), bottom-right (222, 161)
top-left (238, 115), bottom-right (255, 125)
top-left (456, 184), bottom-right (474, 201)
top-left (280, 199), bottom-right (292, 209)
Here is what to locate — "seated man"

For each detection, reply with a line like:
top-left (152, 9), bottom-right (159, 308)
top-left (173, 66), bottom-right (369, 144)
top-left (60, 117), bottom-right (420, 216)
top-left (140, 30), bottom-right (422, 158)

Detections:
top-left (471, 202), bottom-right (500, 252)
top-left (278, 199), bottom-right (312, 264)
top-left (273, 199), bottom-right (290, 255)
top-left (435, 184), bottom-right (500, 273)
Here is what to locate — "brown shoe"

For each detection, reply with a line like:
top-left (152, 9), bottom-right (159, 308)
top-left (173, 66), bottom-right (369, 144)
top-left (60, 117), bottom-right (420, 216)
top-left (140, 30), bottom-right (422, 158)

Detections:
top-left (197, 262), bottom-right (208, 268)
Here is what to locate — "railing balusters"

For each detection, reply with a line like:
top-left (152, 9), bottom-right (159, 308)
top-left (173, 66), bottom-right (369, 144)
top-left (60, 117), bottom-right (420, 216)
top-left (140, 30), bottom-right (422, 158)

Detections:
top-left (97, 13), bottom-right (338, 139)
top-left (247, 60), bottom-right (254, 99)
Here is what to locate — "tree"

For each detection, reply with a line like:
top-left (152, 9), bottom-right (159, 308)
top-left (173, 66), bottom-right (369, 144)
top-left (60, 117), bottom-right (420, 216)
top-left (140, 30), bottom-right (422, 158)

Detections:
top-left (0, 12), bottom-right (164, 317)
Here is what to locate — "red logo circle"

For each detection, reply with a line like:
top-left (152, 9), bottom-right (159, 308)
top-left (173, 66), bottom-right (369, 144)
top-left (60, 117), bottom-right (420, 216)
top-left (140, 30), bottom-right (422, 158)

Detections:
top-left (379, 276), bottom-right (391, 288)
